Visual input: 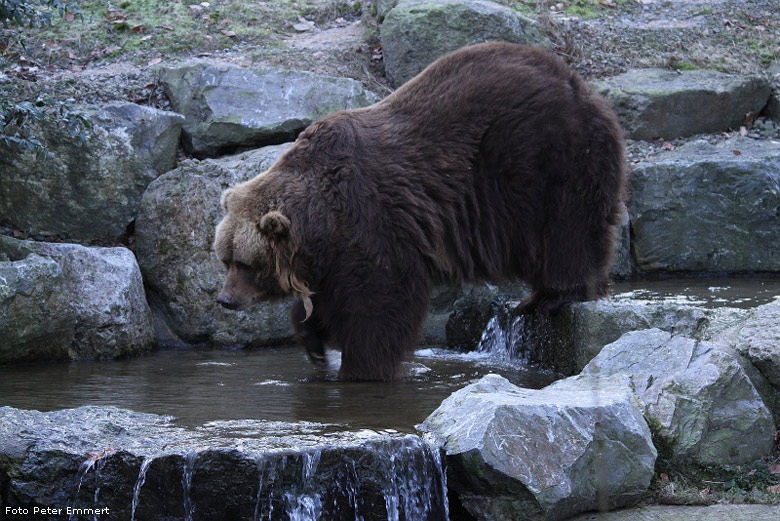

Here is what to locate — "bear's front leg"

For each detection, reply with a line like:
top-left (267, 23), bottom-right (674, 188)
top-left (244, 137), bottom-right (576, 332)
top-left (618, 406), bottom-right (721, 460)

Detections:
top-left (290, 297), bottom-right (327, 366)
top-left (329, 263), bottom-right (430, 381)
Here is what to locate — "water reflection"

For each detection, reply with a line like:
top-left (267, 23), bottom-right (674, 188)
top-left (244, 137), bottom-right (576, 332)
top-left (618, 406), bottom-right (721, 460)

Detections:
top-left (0, 347), bottom-right (556, 431)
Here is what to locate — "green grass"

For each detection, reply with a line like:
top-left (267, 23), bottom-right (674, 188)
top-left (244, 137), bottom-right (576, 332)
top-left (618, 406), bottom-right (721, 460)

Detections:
top-left (20, 0), bottom-right (318, 67)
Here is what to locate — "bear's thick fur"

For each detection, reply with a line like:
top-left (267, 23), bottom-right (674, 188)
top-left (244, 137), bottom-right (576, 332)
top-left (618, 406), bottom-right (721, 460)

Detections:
top-left (214, 42), bottom-right (627, 381)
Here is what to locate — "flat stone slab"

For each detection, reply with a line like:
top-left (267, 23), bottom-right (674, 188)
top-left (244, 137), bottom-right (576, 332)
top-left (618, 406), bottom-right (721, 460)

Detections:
top-left (0, 406), bottom-right (448, 521)
top-left (160, 61), bottom-right (378, 158)
top-left (630, 138), bottom-right (780, 273)
top-left (571, 504), bottom-right (780, 521)
top-left (596, 68), bottom-right (770, 140)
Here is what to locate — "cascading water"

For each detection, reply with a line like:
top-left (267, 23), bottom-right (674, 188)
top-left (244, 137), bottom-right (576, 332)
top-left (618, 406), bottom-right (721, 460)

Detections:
top-left (476, 304), bottom-right (530, 361)
top-left (130, 457), bottom-right (152, 521)
top-left (182, 449), bottom-right (200, 521)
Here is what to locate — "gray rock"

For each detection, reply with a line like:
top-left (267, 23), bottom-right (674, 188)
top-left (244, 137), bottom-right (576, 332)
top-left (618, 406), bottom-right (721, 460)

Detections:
top-left (0, 236), bottom-right (154, 362)
top-left (581, 329), bottom-right (775, 465)
top-left (0, 251), bottom-right (74, 364)
top-left (730, 298), bottom-right (780, 389)
top-left (381, 0), bottom-right (549, 87)
top-left (764, 60), bottom-right (780, 122)
top-left (135, 145), bottom-right (294, 347)
top-left (421, 283), bottom-right (471, 345)
top-left (707, 298), bottom-right (780, 425)
top-left (0, 102), bottom-right (183, 243)
top-left (596, 69), bottom-right (770, 140)
top-left (630, 138), bottom-right (780, 273)
top-left (0, 406), bottom-right (448, 521)
top-left (469, 294), bottom-right (748, 375)
top-left (160, 61), bottom-right (379, 158)
top-left (420, 374), bottom-right (656, 521)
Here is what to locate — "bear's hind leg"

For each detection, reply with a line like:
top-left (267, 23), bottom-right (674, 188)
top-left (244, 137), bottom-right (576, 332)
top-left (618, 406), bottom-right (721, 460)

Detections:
top-left (512, 285), bottom-right (592, 316)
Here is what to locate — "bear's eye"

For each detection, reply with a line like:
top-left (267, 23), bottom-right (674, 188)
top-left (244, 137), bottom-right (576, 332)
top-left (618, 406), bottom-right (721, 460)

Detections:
top-left (235, 261), bottom-right (252, 270)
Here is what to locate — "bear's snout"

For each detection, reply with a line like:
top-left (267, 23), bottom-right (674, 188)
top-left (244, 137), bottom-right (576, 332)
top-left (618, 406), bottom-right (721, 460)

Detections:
top-left (216, 293), bottom-right (238, 310)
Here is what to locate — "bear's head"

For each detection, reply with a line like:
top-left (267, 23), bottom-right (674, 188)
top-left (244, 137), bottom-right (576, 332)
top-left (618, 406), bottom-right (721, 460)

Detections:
top-left (213, 182), bottom-right (312, 316)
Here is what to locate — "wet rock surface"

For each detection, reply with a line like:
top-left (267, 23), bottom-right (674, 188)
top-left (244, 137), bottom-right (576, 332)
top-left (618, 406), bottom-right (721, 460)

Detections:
top-left (0, 406), bottom-right (449, 521)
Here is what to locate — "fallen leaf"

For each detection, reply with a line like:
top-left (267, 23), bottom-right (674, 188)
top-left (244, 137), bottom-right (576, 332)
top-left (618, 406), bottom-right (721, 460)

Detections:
top-left (740, 126), bottom-right (748, 136)
top-left (65, 12), bottom-right (75, 22)
top-left (660, 473), bottom-right (669, 482)
top-left (744, 111), bottom-right (755, 127)
top-left (189, 4), bottom-right (203, 11)
top-left (733, 150), bottom-right (742, 156)
top-left (221, 30), bottom-right (236, 37)
top-left (768, 484), bottom-right (780, 494)
top-left (140, 34), bottom-right (153, 41)
top-left (662, 142), bottom-right (675, 151)
top-left (161, 24), bottom-right (174, 31)
top-left (769, 462), bottom-right (780, 475)
top-left (131, 24), bottom-right (145, 33)
top-left (147, 57), bottom-right (162, 67)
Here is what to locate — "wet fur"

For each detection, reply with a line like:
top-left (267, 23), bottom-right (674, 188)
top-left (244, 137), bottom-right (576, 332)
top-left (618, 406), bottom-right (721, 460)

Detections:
top-left (216, 43), bottom-right (627, 381)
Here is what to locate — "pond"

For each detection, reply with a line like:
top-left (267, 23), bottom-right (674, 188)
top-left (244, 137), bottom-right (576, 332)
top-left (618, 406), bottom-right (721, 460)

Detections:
top-left (0, 346), bottom-right (557, 432)
top-left (1, 277), bottom-right (778, 433)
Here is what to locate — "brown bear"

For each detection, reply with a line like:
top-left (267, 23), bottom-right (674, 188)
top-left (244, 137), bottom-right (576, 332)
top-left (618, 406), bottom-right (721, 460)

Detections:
top-left (213, 42), bottom-right (627, 381)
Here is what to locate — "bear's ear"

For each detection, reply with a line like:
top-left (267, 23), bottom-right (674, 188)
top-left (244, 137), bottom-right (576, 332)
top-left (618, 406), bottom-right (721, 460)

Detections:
top-left (258, 211), bottom-right (291, 243)
top-left (220, 189), bottom-right (234, 212)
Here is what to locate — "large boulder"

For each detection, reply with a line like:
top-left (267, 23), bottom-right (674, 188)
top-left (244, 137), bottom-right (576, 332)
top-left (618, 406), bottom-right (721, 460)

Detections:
top-left (0, 236), bottom-right (154, 363)
top-left (381, 0), bottom-right (549, 87)
top-left (0, 406), bottom-right (448, 521)
top-left (630, 138), bottom-right (780, 273)
top-left (0, 250), bottom-right (74, 364)
top-left (596, 69), bottom-right (770, 140)
top-left (0, 102), bottom-right (183, 243)
top-left (160, 61), bottom-right (379, 158)
top-left (728, 298), bottom-right (780, 389)
top-left (420, 374), bottom-right (656, 521)
top-left (580, 329), bottom-right (775, 465)
top-left (135, 145), bottom-right (294, 347)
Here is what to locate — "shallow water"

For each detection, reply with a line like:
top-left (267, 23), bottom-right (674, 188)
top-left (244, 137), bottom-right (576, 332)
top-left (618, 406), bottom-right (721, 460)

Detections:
top-left (2, 277), bottom-right (777, 433)
top-left (612, 276), bottom-right (780, 308)
top-left (0, 347), bottom-right (556, 432)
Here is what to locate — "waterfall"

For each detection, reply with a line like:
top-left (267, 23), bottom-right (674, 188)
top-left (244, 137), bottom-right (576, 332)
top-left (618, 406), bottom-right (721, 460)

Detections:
top-left (246, 435), bottom-right (448, 521)
top-left (182, 449), bottom-right (200, 521)
top-left (476, 305), bottom-right (529, 361)
top-left (130, 457), bottom-right (153, 521)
